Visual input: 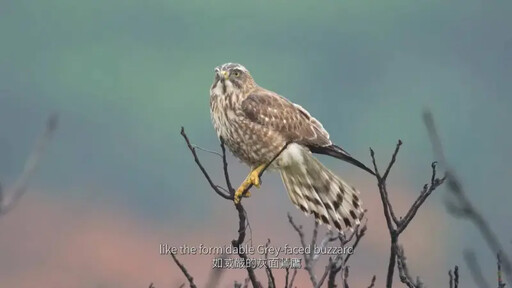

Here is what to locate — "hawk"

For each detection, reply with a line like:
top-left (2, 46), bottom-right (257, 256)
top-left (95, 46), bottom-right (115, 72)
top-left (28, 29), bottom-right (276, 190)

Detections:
top-left (210, 63), bottom-right (374, 231)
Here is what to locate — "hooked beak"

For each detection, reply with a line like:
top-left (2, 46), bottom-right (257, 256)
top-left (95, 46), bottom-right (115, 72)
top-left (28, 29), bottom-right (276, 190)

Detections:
top-left (219, 70), bottom-right (229, 80)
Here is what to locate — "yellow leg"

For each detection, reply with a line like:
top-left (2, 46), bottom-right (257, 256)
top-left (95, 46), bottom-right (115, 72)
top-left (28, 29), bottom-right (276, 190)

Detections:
top-left (233, 164), bottom-right (266, 204)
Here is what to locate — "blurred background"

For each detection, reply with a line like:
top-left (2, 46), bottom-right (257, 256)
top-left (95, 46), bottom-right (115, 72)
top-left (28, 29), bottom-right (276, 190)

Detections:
top-left (0, 0), bottom-right (511, 287)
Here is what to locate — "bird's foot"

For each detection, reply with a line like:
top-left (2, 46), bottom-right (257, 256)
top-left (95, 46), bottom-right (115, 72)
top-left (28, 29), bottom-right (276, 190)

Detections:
top-left (233, 165), bottom-right (265, 204)
top-left (234, 187), bottom-right (252, 204)
top-left (233, 183), bottom-right (251, 204)
top-left (249, 169), bottom-right (261, 188)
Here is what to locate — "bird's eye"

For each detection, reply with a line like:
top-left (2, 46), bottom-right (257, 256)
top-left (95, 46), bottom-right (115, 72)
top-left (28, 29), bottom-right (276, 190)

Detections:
top-left (232, 70), bottom-right (241, 77)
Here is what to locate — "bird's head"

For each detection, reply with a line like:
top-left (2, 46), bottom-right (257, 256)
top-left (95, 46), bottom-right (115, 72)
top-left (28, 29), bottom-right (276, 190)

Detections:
top-left (211, 63), bottom-right (255, 95)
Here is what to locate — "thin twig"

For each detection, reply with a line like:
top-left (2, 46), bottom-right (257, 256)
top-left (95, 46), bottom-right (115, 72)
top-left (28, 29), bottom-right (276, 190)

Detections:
top-left (367, 275), bottom-right (376, 288)
top-left (342, 266), bottom-right (350, 288)
top-left (343, 223), bottom-right (367, 266)
top-left (232, 203), bottom-right (259, 287)
top-left (449, 269), bottom-right (453, 288)
top-left (170, 253), bottom-right (198, 288)
top-left (220, 138), bottom-right (235, 195)
top-left (264, 239), bottom-right (276, 288)
top-left (398, 162), bottom-right (446, 234)
top-left (288, 213), bottom-right (318, 287)
top-left (396, 245), bottom-right (421, 288)
top-left (289, 269), bottom-right (298, 288)
top-left (317, 222), bottom-right (366, 288)
top-left (454, 265), bottom-right (459, 288)
top-left (284, 267), bottom-right (289, 288)
top-left (0, 113), bottom-right (59, 216)
top-left (463, 250), bottom-right (490, 288)
top-left (180, 127), bottom-right (231, 200)
top-left (498, 252), bottom-right (506, 288)
top-left (192, 145), bottom-right (224, 158)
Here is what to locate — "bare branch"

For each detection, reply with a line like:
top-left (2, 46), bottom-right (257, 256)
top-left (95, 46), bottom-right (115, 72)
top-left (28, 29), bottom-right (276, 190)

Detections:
top-left (370, 138), bottom-right (445, 288)
top-left (397, 162), bottom-right (446, 234)
top-left (453, 265), bottom-right (459, 288)
top-left (284, 267), bottom-right (290, 288)
top-left (342, 266), bottom-right (350, 288)
top-left (288, 268), bottom-right (298, 288)
top-left (180, 127), bottom-right (232, 200)
top-left (181, 128), bottom-right (264, 287)
top-left (220, 137), bottom-right (235, 195)
top-left (315, 221), bottom-right (367, 288)
top-left (463, 250), bottom-right (490, 288)
top-left (192, 145), bottom-right (224, 158)
top-left (0, 113), bottom-right (59, 216)
top-left (367, 275), bottom-right (376, 288)
top-left (498, 252), bottom-right (506, 288)
top-left (449, 269), bottom-right (453, 288)
top-left (170, 253), bottom-right (197, 288)
top-left (382, 139), bottom-right (402, 181)
top-left (288, 213), bottom-right (318, 287)
top-left (343, 223), bottom-right (367, 266)
top-left (424, 111), bottom-right (512, 284)
top-left (396, 245), bottom-right (422, 288)
top-left (264, 239), bottom-right (276, 288)
top-left (369, 144), bottom-right (400, 232)
top-left (232, 203), bottom-right (260, 287)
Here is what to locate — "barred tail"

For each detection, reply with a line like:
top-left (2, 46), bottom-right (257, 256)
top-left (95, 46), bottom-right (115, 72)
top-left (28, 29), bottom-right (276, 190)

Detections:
top-left (279, 145), bottom-right (364, 231)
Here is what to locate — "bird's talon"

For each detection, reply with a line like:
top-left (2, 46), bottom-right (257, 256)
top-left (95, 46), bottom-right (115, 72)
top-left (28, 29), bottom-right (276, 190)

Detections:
top-left (243, 191), bottom-right (251, 198)
top-left (234, 194), bottom-right (241, 204)
top-left (249, 172), bottom-right (261, 188)
top-left (234, 186), bottom-right (248, 204)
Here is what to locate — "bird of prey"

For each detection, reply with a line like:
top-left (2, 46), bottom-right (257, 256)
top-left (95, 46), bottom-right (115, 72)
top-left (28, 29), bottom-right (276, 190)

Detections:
top-left (210, 63), bottom-right (374, 231)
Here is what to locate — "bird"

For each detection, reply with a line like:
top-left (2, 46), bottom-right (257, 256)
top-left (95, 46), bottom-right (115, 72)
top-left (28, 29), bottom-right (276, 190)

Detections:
top-left (209, 63), bottom-right (374, 231)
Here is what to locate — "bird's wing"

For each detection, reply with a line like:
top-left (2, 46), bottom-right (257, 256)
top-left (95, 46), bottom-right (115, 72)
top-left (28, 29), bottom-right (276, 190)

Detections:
top-left (241, 88), bottom-right (332, 147)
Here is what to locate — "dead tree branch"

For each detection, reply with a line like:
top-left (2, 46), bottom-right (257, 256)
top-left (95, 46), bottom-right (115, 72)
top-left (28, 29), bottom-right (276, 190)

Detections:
top-left (498, 252), bottom-right (506, 288)
top-left (264, 239), bottom-right (276, 288)
top-left (369, 138), bottom-right (446, 288)
top-left (342, 266), bottom-right (350, 288)
top-left (367, 275), bottom-right (376, 288)
top-left (289, 268), bottom-right (298, 288)
top-left (463, 250), bottom-right (490, 288)
top-left (0, 113), bottom-right (58, 216)
top-left (287, 214), bottom-right (321, 287)
top-left (301, 219), bottom-right (367, 288)
top-left (170, 253), bottom-right (198, 288)
top-left (326, 222), bottom-right (368, 288)
top-left (453, 266), bottom-right (459, 288)
top-left (448, 266), bottom-right (459, 288)
top-left (424, 110), bottom-right (512, 285)
top-left (396, 245), bottom-right (423, 288)
top-left (181, 127), bottom-right (288, 288)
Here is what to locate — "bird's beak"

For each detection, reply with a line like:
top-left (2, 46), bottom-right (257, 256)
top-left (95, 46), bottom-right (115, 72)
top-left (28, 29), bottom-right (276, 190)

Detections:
top-left (220, 70), bottom-right (229, 80)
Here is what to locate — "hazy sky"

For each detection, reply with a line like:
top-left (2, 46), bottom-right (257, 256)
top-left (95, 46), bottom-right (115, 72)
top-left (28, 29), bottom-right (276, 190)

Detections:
top-left (0, 0), bottom-right (511, 287)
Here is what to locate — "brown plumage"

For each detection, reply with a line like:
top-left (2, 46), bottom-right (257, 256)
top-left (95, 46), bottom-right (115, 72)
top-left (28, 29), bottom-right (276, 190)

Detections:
top-left (210, 63), bottom-right (373, 231)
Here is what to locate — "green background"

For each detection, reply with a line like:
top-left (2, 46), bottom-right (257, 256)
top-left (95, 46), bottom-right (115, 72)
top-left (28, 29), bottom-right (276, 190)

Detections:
top-left (1, 0), bottom-right (511, 285)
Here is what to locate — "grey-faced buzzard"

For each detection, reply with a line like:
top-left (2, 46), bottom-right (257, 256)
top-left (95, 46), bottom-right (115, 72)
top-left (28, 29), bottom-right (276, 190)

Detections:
top-left (210, 63), bottom-right (374, 231)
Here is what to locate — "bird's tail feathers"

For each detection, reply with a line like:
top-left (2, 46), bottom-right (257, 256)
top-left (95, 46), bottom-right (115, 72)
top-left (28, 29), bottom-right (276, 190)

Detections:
top-left (279, 147), bottom-right (364, 231)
